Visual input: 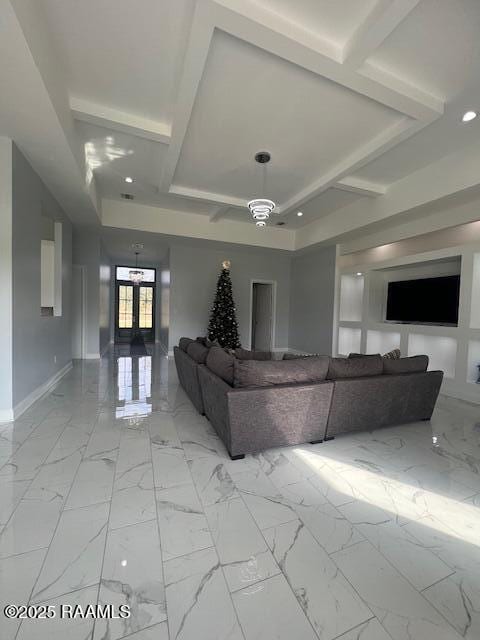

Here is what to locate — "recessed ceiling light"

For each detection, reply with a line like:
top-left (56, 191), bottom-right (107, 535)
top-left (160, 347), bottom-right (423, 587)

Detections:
top-left (125, 176), bottom-right (134, 183)
top-left (356, 272), bottom-right (363, 276)
top-left (462, 110), bottom-right (477, 122)
top-left (297, 211), bottom-right (303, 217)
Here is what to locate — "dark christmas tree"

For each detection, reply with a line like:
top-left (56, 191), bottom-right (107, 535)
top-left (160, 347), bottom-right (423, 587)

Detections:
top-left (207, 261), bottom-right (241, 349)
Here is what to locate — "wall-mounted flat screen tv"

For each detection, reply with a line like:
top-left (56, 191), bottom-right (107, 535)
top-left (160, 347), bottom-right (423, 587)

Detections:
top-left (386, 275), bottom-right (460, 325)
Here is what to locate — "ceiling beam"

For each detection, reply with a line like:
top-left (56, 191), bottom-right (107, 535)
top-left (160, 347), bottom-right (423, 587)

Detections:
top-left (70, 97), bottom-right (171, 145)
top-left (209, 205), bottom-right (230, 222)
top-left (342, 0), bottom-right (421, 68)
top-left (0, 0), bottom-right (99, 224)
top-left (161, 0), bottom-right (443, 212)
top-left (280, 116), bottom-right (426, 215)
top-left (159, 1), bottom-right (216, 191)
top-left (334, 176), bottom-right (387, 197)
top-left (294, 140), bottom-right (480, 250)
top-left (169, 184), bottom-right (248, 209)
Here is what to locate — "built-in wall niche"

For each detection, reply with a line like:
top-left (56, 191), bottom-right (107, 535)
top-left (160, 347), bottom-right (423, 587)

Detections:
top-left (370, 257), bottom-right (462, 327)
top-left (366, 330), bottom-right (401, 355)
top-left (339, 274), bottom-right (364, 322)
top-left (40, 216), bottom-right (62, 317)
top-left (338, 327), bottom-right (361, 356)
top-left (408, 333), bottom-right (457, 379)
top-left (470, 253), bottom-right (480, 329)
top-left (467, 340), bottom-right (480, 384)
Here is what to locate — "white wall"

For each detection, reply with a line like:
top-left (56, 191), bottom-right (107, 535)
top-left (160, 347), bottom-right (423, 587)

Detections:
top-left (169, 242), bottom-right (292, 352)
top-left (0, 138), bottom-right (13, 420)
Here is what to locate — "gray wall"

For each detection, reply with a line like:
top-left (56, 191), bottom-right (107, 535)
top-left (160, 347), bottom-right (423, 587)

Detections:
top-left (0, 138), bottom-right (13, 418)
top-left (11, 143), bottom-right (73, 406)
top-left (99, 241), bottom-right (111, 354)
top-left (158, 250), bottom-right (170, 352)
top-left (169, 242), bottom-right (291, 351)
top-left (289, 245), bottom-right (337, 354)
top-left (73, 227), bottom-right (101, 357)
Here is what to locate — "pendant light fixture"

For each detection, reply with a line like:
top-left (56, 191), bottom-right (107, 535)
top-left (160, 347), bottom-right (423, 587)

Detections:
top-left (248, 151), bottom-right (276, 227)
top-left (129, 251), bottom-right (144, 285)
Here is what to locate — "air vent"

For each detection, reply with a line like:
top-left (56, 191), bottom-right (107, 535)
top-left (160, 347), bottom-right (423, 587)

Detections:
top-left (121, 193), bottom-right (134, 200)
top-left (276, 221), bottom-right (285, 226)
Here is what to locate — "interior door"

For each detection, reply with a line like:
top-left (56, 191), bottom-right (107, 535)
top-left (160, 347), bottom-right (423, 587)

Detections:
top-left (115, 283), bottom-right (155, 343)
top-left (251, 283), bottom-right (273, 350)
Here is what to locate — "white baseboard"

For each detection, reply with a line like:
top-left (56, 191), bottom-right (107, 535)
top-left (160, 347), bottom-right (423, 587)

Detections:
top-left (100, 341), bottom-right (113, 357)
top-left (0, 407), bottom-right (14, 423)
top-left (6, 361), bottom-right (74, 422)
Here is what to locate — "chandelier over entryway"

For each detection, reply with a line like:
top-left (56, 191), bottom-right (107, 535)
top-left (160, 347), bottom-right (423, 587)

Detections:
top-left (248, 151), bottom-right (276, 227)
top-left (129, 248), bottom-right (144, 285)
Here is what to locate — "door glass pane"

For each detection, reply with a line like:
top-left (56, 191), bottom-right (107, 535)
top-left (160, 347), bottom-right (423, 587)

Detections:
top-left (118, 285), bottom-right (133, 328)
top-left (139, 287), bottom-right (153, 329)
top-left (116, 266), bottom-right (155, 282)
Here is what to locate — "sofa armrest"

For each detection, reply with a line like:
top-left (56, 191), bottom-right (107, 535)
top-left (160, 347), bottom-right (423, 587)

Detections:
top-left (197, 365), bottom-right (232, 450)
top-left (227, 382), bottom-right (334, 456)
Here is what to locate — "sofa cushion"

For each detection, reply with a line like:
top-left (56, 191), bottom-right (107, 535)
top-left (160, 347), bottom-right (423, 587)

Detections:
top-left (196, 336), bottom-right (208, 346)
top-left (327, 355), bottom-right (383, 379)
top-left (179, 337), bottom-right (195, 352)
top-left (206, 347), bottom-right (235, 385)
top-left (383, 355), bottom-right (429, 374)
top-left (233, 356), bottom-right (330, 388)
top-left (186, 341), bottom-right (209, 364)
top-left (235, 348), bottom-right (272, 361)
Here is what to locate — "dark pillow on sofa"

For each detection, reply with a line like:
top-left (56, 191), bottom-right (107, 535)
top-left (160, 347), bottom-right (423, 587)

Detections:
top-left (186, 341), bottom-right (209, 364)
top-left (348, 353), bottom-right (381, 359)
top-left (179, 337), bottom-right (195, 352)
top-left (383, 355), bottom-right (428, 374)
top-left (235, 348), bottom-right (272, 361)
top-left (233, 356), bottom-right (330, 388)
top-left (196, 336), bottom-right (207, 346)
top-left (206, 347), bottom-right (235, 385)
top-left (327, 355), bottom-right (383, 379)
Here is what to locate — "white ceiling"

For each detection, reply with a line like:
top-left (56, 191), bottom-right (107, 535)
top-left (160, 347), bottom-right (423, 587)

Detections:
top-left (2, 0), bottom-right (480, 247)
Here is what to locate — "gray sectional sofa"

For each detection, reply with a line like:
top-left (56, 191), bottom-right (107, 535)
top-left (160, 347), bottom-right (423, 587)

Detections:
top-left (174, 338), bottom-right (443, 459)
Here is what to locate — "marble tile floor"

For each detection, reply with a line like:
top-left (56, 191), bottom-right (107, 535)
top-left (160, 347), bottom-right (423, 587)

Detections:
top-left (0, 345), bottom-right (479, 639)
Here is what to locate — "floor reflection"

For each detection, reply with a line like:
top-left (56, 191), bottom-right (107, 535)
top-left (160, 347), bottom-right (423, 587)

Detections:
top-left (115, 355), bottom-right (152, 419)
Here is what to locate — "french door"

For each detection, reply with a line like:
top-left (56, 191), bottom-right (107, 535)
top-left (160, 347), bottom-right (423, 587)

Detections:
top-left (115, 282), bottom-right (155, 343)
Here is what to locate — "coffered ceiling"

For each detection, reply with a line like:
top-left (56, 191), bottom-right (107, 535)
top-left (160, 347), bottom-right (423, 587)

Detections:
top-left (1, 0), bottom-right (480, 249)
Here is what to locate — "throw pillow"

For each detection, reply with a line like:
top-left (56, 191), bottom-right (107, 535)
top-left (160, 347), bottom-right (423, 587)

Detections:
top-left (383, 355), bottom-right (428, 374)
top-left (179, 337), bottom-right (195, 352)
top-left (186, 341), bottom-right (209, 364)
top-left (383, 348), bottom-right (401, 360)
top-left (283, 352), bottom-right (321, 360)
top-left (206, 347), bottom-right (235, 385)
top-left (233, 356), bottom-right (330, 388)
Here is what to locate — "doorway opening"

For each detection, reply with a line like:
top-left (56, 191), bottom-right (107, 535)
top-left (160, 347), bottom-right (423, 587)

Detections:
top-left (115, 266), bottom-right (156, 343)
top-left (250, 281), bottom-right (275, 351)
top-left (72, 265), bottom-right (86, 358)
